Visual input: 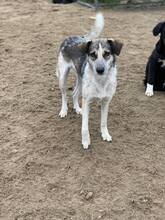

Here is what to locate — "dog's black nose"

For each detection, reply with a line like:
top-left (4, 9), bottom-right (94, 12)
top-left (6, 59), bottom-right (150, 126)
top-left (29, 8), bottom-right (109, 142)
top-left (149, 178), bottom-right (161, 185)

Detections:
top-left (96, 67), bottom-right (105, 75)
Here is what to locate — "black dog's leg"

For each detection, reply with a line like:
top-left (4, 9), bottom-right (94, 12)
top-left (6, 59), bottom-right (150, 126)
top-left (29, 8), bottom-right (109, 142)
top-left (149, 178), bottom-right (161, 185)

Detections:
top-left (145, 57), bottom-right (157, 96)
top-left (148, 57), bottom-right (157, 85)
top-left (155, 66), bottom-right (165, 91)
top-left (144, 60), bottom-right (149, 86)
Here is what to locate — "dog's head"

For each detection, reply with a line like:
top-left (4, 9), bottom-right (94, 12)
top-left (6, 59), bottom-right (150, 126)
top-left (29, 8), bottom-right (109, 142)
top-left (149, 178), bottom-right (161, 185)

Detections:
top-left (153, 22), bottom-right (165, 45)
top-left (83, 39), bottom-right (123, 76)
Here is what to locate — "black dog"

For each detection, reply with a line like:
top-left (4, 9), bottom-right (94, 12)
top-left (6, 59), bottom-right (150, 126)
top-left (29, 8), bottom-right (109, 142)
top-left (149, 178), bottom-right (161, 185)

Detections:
top-left (144, 21), bottom-right (165, 96)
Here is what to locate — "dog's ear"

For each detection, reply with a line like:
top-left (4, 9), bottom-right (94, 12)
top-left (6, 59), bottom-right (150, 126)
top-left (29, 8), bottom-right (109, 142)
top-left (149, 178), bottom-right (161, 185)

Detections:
top-left (86, 41), bottom-right (92, 54)
top-left (153, 22), bottom-right (163, 36)
top-left (77, 41), bottom-right (92, 54)
top-left (108, 39), bottom-right (123, 56)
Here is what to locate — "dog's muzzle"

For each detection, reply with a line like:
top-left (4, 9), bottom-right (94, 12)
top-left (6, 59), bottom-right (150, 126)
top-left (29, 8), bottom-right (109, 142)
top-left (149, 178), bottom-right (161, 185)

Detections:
top-left (96, 66), bottom-right (105, 75)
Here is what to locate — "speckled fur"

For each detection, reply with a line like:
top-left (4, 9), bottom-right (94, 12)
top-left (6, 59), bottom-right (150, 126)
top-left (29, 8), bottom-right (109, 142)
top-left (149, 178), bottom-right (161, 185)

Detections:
top-left (56, 14), bottom-right (123, 149)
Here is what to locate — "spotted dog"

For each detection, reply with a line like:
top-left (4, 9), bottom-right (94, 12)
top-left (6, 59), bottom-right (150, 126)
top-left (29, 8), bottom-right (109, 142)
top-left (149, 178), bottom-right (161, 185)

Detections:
top-left (56, 13), bottom-right (123, 149)
top-left (145, 21), bottom-right (165, 96)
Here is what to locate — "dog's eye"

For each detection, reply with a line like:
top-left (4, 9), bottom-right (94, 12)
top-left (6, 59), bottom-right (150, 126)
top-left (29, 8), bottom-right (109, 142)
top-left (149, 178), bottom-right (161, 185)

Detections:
top-left (103, 51), bottom-right (111, 58)
top-left (89, 52), bottom-right (97, 60)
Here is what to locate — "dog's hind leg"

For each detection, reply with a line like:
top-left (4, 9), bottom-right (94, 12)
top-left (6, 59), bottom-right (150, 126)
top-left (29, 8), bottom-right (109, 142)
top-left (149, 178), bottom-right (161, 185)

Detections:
top-left (73, 76), bottom-right (82, 115)
top-left (57, 54), bottom-right (71, 118)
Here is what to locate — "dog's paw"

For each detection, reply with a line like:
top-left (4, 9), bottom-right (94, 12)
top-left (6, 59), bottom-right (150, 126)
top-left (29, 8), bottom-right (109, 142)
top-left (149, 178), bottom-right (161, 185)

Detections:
top-left (82, 132), bottom-right (90, 149)
top-left (82, 142), bottom-right (90, 149)
top-left (82, 138), bottom-right (90, 149)
top-left (75, 107), bottom-right (82, 115)
top-left (101, 132), bottom-right (112, 142)
top-left (59, 109), bottom-right (68, 118)
top-left (145, 84), bottom-right (154, 97)
top-left (145, 91), bottom-right (154, 96)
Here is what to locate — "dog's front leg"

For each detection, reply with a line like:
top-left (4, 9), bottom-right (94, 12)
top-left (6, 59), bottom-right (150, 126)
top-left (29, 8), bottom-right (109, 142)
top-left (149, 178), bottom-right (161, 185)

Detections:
top-left (101, 98), bottom-right (112, 142)
top-left (81, 98), bottom-right (90, 149)
top-left (145, 58), bottom-right (156, 97)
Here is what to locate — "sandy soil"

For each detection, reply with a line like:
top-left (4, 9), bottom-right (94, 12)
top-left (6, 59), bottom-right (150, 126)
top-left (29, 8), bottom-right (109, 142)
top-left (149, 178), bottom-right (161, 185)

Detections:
top-left (0, 0), bottom-right (165, 219)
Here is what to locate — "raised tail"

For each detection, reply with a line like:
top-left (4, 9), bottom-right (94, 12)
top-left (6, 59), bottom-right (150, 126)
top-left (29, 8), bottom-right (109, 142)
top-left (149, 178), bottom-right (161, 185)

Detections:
top-left (85, 13), bottom-right (104, 41)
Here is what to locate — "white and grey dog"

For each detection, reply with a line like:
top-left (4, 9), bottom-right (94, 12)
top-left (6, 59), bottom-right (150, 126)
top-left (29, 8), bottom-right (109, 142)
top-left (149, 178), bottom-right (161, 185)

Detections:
top-left (56, 13), bottom-right (123, 149)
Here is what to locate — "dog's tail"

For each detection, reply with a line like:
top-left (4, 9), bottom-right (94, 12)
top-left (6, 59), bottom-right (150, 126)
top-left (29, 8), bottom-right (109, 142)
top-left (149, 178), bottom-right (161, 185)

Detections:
top-left (85, 13), bottom-right (104, 41)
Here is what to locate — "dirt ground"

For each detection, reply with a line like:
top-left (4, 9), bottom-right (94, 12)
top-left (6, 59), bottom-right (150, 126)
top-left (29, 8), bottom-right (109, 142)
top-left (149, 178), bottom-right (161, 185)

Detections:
top-left (0, 0), bottom-right (165, 219)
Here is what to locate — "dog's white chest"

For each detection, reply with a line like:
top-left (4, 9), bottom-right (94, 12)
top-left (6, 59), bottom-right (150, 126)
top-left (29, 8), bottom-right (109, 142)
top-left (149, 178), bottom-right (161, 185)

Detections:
top-left (158, 58), bottom-right (165, 67)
